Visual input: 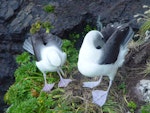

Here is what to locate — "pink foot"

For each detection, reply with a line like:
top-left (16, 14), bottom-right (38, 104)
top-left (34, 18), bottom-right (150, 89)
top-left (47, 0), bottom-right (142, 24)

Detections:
top-left (58, 79), bottom-right (72, 87)
top-left (83, 81), bottom-right (100, 88)
top-left (42, 83), bottom-right (55, 92)
top-left (83, 77), bottom-right (102, 88)
top-left (92, 90), bottom-right (108, 107)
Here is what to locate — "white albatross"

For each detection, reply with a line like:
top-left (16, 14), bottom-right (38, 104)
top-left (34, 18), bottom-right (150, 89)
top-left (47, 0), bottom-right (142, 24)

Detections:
top-left (23, 32), bottom-right (72, 92)
top-left (77, 23), bottom-right (134, 106)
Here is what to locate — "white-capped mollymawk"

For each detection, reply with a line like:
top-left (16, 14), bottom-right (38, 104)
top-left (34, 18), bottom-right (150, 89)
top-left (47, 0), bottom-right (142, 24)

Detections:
top-left (77, 23), bottom-right (134, 106)
top-left (23, 32), bottom-right (72, 92)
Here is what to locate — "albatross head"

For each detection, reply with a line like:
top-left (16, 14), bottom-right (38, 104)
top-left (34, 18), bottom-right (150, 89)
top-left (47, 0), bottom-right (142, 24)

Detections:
top-left (83, 30), bottom-right (105, 49)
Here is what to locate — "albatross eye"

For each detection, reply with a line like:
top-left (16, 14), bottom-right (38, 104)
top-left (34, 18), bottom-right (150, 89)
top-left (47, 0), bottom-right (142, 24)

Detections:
top-left (96, 46), bottom-right (101, 49)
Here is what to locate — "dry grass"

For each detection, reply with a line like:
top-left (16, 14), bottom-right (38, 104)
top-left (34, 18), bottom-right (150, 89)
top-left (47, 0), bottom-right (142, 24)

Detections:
top-left (61, 71), bottom-right (132, 113)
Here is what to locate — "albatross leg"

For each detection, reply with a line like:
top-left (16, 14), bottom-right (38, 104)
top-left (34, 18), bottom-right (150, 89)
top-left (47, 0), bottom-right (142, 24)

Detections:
top-left (42, 73), bottom-right (55, 92)
top-left (92, 80), bottom-right (112, 107)
top-left (57, 68), bottom-right (72, 87)
top-left (83, 76), bottom-right (102, 88)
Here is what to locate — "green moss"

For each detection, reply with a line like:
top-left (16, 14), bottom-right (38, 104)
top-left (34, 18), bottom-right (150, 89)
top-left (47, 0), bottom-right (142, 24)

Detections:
top-left (30, 21), bottom-right (53, 34)
top-left (43, 4), bottom-right (55, 13)
top-left (62, 39), bottom-right (78, 73)
top-left (42, 21), bottom-right (54, 33)
top-left (127, 101), bottom-right (137, 112)
top-left (141, 104), bottom-right (150, 113)
top-left (30, 21), bottom-right (42, 34)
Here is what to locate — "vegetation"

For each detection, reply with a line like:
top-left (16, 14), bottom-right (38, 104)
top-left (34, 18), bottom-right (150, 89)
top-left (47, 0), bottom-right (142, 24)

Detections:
top-left (130, 5), bottom-right (150, 113)
top-left (134, 5), bottom-right (150, 36)
top-left (30, 21), bottom-right (54, 34)
top-left (62, 39), bottom-right (78, 73)
top-left (129, 5), bottom-right (150, 49)
top-left (43, 4), bottom-right (55, 13)
top-left (141, 103), bottom-right (150, 113)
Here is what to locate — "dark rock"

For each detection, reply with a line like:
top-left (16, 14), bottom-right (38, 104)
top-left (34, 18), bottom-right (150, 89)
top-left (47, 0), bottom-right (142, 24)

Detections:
top-left (0, 24), bottom-right (7, 36)
top-left (0, 0), bottom-right (22, 23)
top-left (8, 3), bottom-right (34, 34)
top-left (0, 52), bottom-right (17, 78)
top-left (8, 0), bottom-right (20, 10)
top-left (5, 7), bottom-right (14, 20)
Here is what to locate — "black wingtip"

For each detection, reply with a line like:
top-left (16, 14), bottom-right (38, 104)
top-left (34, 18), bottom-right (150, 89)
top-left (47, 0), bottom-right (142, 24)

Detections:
top-left (122, 27), bottom-right (134, 46)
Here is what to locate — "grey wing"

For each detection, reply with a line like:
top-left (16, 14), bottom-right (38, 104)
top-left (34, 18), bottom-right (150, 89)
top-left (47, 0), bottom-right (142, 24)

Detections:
top-left (101, 23), bottom-right (120, 42)
top-left (23, 37), bottom-right (34, 55)
top-left (31, 33), bottom-right (45, 61)
top-left (121, 27), bottom-right (134, 47)
top-left (42, 33), bottom-right (62, 48)
top-left (99, 26), bottom-right (133, 64)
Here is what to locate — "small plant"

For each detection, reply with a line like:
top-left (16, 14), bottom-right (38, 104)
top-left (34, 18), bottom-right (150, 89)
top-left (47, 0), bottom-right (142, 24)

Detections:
top-left (102, 99), bottom-right (124, 113)
top-left (118, 82), bottom-right (126, 94)
top-left (30, 21), bottom-right (53, 34)
top-left (127, 101), bottom-right (137, 113)
top-left (43, 4), bottom-right (55, 13)
top-left (124, 95), bottom-right (137, 113)
top-left (141, 103), bottom-right (150, 113)
top-left (16, 52), bottom-right (32, 64)
top-left (134, 5), bottom-right (150, 36)
top-left (42, 21), bottom-right (54, 33)
top-left (84, 24), bottom-right (95, 33)
top-left (30, 21), bottom-right (42, 34)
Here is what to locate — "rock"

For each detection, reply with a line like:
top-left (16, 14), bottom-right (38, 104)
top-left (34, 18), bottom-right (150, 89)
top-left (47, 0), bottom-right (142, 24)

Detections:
top-left (0, 24), bottom-right (7, 37)
top-left (5, 6), bottom-right (14, 20)
top-left (0, 53), bottom-right (17, 79)
top-left (8, 3), bottom-right (34, 34)
top-left (0, 0), bottom-right (22, 23)
top-left (8, 0), bottom-right (20, 10)
top-left (135, 79), bottom-right (150, 102)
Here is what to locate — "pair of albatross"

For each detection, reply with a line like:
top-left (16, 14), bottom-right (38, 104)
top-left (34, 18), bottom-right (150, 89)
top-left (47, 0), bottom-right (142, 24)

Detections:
top-left (78, 23), bottom-right (134, 106)
top-left (23, 22), bottom-right (134, 107)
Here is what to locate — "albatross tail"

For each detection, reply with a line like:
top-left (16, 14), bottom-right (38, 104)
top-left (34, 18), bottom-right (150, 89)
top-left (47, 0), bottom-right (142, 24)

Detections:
top-left (121, 27), bottom-right (134, 47)
top-left (23, 37), bottom-right (34, 55)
